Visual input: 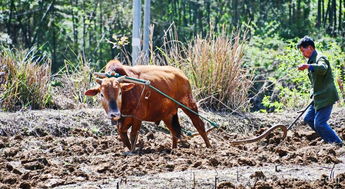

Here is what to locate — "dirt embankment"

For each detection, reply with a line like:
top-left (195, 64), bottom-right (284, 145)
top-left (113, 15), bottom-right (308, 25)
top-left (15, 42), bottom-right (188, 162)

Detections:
top-left (0, 108), bottom-right (344, 188)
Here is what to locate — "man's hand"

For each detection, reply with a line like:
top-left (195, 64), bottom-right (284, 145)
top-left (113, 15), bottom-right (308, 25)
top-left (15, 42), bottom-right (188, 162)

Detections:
top-left (298, 64), bottom-right (310, 71)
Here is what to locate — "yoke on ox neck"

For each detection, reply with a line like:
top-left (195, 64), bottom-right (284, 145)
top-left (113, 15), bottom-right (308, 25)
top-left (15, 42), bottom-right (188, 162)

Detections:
top-left (104, 72), bottom-right (150, 86)
top-left (106, 72), bottom-right (121, 78)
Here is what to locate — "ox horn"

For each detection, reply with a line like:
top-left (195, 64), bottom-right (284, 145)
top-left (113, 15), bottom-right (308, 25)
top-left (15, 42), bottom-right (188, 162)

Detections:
top-left (94, 72), bottom-right (107, 78)
top-left (116, 76), bottom-right (126, 82)
top-left (95, 78), bottom-right (103, 85)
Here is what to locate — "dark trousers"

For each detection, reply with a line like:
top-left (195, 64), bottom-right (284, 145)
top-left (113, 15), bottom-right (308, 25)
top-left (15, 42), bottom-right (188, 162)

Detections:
top-left (304, 104), bottom-right (342, 144)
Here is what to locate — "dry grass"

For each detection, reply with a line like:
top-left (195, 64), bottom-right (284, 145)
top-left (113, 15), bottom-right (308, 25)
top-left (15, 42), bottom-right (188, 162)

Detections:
top-left (51, 56), bottom-right (98, 109)
top-left (152, 29), bottom-right (253, 112)
top-left (187, 34), bottom-right (251, 112)
top-left (0, 48), bottom-right (52, 111)
top-left (0, 28), bottom-right (252, 113)
top-left (0, 47), bottom-right (98, 111)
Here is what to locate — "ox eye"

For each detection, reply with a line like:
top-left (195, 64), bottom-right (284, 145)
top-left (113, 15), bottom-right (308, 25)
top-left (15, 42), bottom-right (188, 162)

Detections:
top-left (100, 93), bottom-right (104, 98)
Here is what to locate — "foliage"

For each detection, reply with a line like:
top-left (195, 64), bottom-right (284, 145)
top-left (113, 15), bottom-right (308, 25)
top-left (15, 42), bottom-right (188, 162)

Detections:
top-left (1, 0), bottom-right (344, 112)
top-left (0, 0), bottom-right (132, 72)
top-left (246, 35), bottom-right (345, 112)
top-left (0, 47), bottom-right (53, 111)
top-left (1, 0), bottom-right (344, 72)
top-left (152, 0), bottom-right (344, 42)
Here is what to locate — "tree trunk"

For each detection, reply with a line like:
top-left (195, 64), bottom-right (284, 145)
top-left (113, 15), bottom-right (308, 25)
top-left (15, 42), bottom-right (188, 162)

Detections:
top-left (71, 0), bottom-right (78, 50)
top-left (192, 2), bottom-right (197, 36)
top-left (321, 0), bottom-right (325, 26)
top-left (296, 0), bottom-right (301, 19)
top-left (292, 1), bottom-right (296, 24)
top-left (289, 0), bottom-right (292, 24)
top-left (32, 1), bottom-right (55, 46)
top-left (197, 4), bottom-right (204, 36)
top-left (82, 0), bottom-right (86, 58)
top-left (332, 0), bottom-right (336, 33)
top-left (189, 1), bottom-right (192, 27)
top-left (317, 0), bottom-right (321, 27)
top-left (7, 0), bottom-right (16, 45)
top-left (328, 0), bottom-right (333, 30)
top-left (340, 0), bottom-right (343, 31)
top-left (232, 0), bottom-right (239, 27)
top-left (18, 9), bottom-right (29, 48)
top-left (92, 2), bottom-right (98, 58)
top-left (182, 0), bottom-right (186, 25)
top-left (175, 0), bottom-right (181, 27)
top-left (51, 2), bottom-right (57, 71)
top-left (324, 0), bottom-right (330, 28)
top-left (214, 2), bottom-right (220, 34)
top-left (143, 0), bottom-right (151, 61)
top-left (205, 0), bottom-right (211, 33)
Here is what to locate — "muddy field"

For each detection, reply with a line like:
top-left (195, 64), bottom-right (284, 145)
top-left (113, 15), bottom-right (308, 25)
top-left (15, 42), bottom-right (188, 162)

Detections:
top-left (0, 107), bottom-right (344, 188)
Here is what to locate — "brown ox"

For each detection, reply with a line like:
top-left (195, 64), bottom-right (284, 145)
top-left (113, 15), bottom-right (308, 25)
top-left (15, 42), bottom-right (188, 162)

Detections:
top-left (85, 60), bottom-right (211, 151)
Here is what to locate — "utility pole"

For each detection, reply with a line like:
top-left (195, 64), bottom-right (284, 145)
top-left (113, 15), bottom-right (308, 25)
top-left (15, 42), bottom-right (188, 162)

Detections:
top-left (143, 0), bottom-right (151, 62)
top-left (132, 0), bottom-right (141, 65)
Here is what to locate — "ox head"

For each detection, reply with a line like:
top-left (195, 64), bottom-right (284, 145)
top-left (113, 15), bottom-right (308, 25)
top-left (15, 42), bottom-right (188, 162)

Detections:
top-left (85, 76), bottom-right (135, 121)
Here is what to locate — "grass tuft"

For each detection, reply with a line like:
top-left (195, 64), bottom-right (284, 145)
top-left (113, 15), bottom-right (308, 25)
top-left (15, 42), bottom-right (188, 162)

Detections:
top-left (159, 31), bottom-right (253, 112)
top-left (51, 56), bottom-right (98, 109)
top-left (0, 47), bottom-right (52, 111)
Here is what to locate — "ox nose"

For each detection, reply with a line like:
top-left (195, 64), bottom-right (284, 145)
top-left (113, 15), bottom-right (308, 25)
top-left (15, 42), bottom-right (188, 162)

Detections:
top-left (108, 112), bottom-right (121, 120)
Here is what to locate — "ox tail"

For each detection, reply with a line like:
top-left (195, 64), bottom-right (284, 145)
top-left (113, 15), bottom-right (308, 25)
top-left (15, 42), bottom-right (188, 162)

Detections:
top-left (172, 114), bottom-right (182, 138)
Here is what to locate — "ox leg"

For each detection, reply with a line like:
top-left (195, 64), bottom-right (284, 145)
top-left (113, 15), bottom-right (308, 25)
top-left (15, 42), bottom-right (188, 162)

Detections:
top-left (129, 120), bottom-right (142, 152)
top-left (118, 121), bottom-right (132, 150)
top-left (182, 107), bottom-right (211, 148)
top-left (163, 114), bottom-right (180, 148)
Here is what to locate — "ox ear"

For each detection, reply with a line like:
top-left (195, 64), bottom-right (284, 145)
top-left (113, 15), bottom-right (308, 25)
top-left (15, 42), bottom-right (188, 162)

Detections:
top-left (85, 88), bottom-right (100, 96)
top-left (120, 83), bottom-right (135, 92)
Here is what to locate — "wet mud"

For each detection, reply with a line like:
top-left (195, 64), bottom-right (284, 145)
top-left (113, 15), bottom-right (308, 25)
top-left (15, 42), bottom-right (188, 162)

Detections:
top-left (0, 108), bottom-right (344, 188)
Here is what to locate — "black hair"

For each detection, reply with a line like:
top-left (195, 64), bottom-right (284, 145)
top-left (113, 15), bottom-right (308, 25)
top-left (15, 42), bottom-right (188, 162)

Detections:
top-left (296, 36), bottom-right (315, 49)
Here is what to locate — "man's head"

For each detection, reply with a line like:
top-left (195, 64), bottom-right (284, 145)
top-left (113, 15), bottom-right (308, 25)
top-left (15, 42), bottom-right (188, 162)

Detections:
top-left (297, 36), bottom-right (315, 58)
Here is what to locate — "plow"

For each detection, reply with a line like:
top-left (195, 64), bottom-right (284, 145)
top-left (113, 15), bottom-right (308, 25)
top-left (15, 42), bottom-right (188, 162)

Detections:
top-left (226, 102), bottom-right (312, 145)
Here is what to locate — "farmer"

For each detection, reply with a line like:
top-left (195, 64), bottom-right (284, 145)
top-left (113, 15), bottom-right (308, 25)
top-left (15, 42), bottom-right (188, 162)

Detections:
top-left (297, 36), bottom-right (343, 145)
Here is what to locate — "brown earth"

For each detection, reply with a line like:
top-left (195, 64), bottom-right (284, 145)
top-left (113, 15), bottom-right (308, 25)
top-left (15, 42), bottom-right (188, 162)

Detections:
top-left (0, 107), bottom-right (344, 188)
